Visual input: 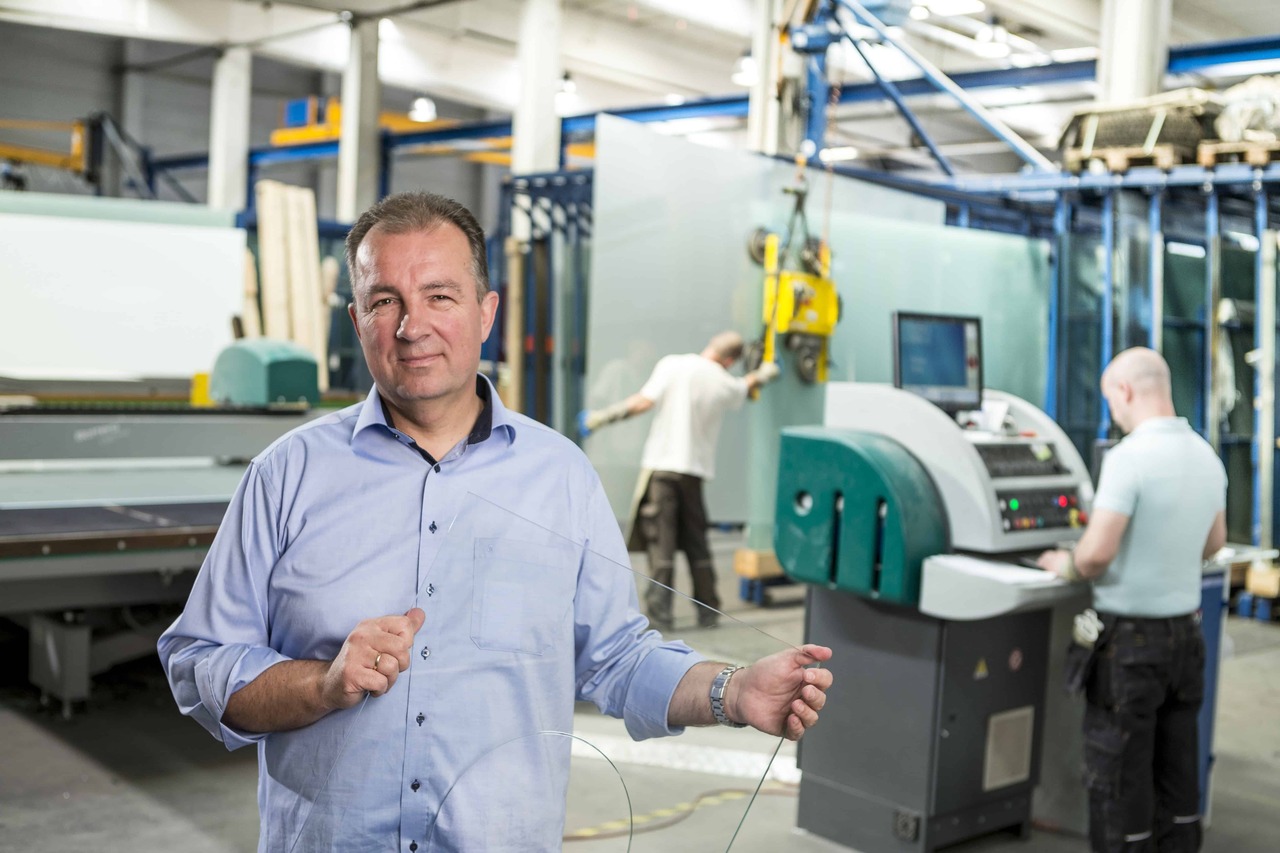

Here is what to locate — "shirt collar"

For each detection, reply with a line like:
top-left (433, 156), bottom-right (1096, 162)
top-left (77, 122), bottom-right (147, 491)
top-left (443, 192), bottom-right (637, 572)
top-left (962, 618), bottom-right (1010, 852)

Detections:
top-left (1129, 416), bottom-right (1188, 435)
top-left (352, 374), bottom-right (517, 447)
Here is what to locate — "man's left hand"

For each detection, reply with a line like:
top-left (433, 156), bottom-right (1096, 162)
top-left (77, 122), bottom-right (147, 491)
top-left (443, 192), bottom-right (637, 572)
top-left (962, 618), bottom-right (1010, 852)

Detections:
top-left (727, 644), bottom-right (833, 741)
top-left (1036, 549), bottom-right (1072, 578)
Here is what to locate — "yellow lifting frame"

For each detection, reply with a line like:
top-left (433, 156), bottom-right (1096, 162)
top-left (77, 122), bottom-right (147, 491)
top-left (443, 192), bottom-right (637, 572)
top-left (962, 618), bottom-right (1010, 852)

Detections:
top-left (760, 234), bottom-right (838, 383)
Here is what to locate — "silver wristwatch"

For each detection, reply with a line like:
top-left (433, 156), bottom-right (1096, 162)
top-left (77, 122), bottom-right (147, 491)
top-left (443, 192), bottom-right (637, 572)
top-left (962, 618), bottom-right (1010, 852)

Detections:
top-left (710, 665), bottom-right (746, 728)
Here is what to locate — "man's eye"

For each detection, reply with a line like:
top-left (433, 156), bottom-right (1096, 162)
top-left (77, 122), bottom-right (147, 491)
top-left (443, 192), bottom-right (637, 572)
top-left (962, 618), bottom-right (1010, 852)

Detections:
top-left (372, 298), bottom-right (395, 308)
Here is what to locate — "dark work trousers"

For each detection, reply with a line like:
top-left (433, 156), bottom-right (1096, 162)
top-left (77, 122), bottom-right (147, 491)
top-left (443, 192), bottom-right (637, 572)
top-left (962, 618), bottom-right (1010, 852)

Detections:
top-left (1083, 613), bottom-right (1205, 853)
top-left (639, 471), bottom-right (719, 624)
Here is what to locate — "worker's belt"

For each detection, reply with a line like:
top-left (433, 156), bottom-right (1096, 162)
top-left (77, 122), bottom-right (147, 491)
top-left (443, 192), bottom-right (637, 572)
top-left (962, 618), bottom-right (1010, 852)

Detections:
top-left (1097, 612), bottom-right (1201, 630)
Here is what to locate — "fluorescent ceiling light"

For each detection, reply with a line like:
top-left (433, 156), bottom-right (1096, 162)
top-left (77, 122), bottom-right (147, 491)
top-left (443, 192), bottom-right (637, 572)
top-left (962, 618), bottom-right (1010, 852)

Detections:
top-left (1168, 242), bottom-right (1206, 258)
top-left (731, 54), bottom-right (758, 87)
top-left (1226, 231), bottom-right (1261, 251)
top-left (819, 146), bottom-right (860, 162)
top-left (664, 93), bottom-right (687, 105)
top-left (409, 96), bottom-right (437, 122)
top-left (1050, 46), bottom-right (1099, 62)
top-left (923, 0), bottom-right (986, 16)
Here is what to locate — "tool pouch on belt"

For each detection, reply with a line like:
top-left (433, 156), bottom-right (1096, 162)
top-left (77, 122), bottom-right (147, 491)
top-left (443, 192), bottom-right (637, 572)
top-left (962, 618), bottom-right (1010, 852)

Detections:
top-left (1064, 642), bottom-right (1094, 696)
top-left (1064, 608), bottom-right (1106, 696)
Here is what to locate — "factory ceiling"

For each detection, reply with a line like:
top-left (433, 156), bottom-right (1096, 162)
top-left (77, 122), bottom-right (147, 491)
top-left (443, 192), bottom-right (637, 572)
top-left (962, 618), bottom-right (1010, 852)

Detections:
top-left (1, 0), bottom-right (1277, 175)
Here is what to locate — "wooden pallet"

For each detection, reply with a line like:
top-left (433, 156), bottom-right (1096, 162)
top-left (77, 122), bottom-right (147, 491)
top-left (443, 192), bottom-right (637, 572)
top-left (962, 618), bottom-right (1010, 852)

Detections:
top-left (1064, 144), bottom-right (1193, 173)
top-left (1197, 139), bottom-right (1280, 168)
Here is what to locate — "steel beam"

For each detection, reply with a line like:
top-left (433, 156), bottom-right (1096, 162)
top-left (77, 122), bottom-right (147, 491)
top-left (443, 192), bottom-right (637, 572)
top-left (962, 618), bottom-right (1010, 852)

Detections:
top-left (834, 0), bottom-right (1056, 172)
top-left (1099, 191), bottom-right (1116, 440)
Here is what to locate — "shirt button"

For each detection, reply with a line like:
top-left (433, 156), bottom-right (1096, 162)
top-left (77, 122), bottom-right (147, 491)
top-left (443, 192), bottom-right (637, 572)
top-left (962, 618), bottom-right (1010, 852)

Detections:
top-left (429, 521), bottom-right (438, 534)
top-left (416, 712), bottom-right (425, 727)
top-left (433, 465), bottom-right (441, 473)
top-left (409, 843), bottom-right (418, 852)
top-left (420, 646), bottom-right (431, 659)
top-left (411, 779), bottom-right (420, 792)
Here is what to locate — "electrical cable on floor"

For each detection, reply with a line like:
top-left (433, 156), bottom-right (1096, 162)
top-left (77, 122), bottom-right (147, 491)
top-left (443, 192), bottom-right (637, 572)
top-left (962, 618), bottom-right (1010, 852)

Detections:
top-left (563, 780), bottom-right (798, 843)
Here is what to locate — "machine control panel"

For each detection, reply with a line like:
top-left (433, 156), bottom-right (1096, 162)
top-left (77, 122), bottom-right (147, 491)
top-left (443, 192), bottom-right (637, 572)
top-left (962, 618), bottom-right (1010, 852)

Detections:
top-left (997, 487), bottom-right (1085, 532)
top-left (976, 442), bottom-right (1067, 478)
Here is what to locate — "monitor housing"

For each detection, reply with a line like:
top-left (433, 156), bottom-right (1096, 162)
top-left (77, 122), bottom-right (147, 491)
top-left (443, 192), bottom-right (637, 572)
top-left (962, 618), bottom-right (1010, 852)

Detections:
top-left (892, 311), bottom-right (983, 415)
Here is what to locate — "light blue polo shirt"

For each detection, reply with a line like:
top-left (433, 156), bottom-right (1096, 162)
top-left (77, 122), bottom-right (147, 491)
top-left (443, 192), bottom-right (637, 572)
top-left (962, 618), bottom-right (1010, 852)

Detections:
top-left (1091, 417), bottom-right (1227, 617)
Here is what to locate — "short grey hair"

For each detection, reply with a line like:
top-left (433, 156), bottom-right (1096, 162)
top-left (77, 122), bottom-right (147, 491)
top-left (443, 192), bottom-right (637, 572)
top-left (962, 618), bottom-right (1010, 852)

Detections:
top-left (707, 331), bottom-right (745, 363)
top-left (345, 192), bottom-right (489, 299)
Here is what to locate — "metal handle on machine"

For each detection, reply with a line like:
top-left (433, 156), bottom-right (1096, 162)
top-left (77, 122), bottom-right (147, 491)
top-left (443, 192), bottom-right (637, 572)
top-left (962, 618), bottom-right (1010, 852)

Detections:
top-left (827, 492), bottom-right (843, 588)
top-left (872, 498), bottom-right (887, 596)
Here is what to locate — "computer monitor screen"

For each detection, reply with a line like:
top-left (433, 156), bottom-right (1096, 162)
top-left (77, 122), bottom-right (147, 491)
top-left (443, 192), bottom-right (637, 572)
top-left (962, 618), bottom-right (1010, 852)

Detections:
top-left (893, 312), bottom-right (983, 413)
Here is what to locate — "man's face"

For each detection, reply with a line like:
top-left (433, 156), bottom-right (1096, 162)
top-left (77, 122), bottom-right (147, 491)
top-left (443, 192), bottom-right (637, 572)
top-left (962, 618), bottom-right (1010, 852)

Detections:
top-left (349, 223), bottom-right (498, 413)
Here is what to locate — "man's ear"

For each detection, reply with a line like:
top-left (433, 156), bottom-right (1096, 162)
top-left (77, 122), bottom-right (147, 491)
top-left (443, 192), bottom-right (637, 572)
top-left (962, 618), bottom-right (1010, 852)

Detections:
top-left (479, 289), bottom-right (499, 340)
top-left (348, 302), bottom-right (361, 342)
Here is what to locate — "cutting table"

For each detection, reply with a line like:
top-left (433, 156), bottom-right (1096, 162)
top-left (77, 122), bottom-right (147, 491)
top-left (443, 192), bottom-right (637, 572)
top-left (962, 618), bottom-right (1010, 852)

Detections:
top-left (0, 406), bottom-right (317, 716)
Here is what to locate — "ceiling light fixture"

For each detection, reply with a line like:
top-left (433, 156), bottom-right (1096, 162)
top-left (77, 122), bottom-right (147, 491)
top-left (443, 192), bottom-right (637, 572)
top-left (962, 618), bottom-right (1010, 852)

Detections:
top-left (731, 52), bottom-right (758, 87)
top-left (925, 0), bottom-right (986, 15)
top-left (409, 95), bottom-right (437, 123)
top-left (819, 146), bottom-right (860, 162)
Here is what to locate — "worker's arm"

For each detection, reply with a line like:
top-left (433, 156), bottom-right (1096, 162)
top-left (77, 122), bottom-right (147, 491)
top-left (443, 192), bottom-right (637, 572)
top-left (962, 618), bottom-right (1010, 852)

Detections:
top-left (744, 361), bottom-right (781, 395)
top-left (667, 645), bottom-right (833, 741)
top-left (1036, 509), bottom-right (1130, 581)
top-left (1202, 509), bottom-right (1227, 561)
top-left (579, 393), bottom-right (653, 436)
top-left (224, 608), bottom-right (425, 733)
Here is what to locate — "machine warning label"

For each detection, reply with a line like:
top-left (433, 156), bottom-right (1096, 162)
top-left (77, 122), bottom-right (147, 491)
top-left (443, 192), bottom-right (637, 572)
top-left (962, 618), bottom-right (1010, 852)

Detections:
top-left (974, 658), bottom-right (989, 680)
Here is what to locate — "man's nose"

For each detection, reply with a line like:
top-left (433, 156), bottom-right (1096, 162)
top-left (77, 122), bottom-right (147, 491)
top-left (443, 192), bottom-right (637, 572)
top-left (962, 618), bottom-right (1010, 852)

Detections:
top-left (395, 307), bottom-right (427, 342)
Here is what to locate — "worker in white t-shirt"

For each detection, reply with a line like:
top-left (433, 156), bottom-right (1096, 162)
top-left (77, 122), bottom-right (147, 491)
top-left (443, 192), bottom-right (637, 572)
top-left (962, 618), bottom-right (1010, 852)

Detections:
top-left (580, 331), bottom-right (780, 629)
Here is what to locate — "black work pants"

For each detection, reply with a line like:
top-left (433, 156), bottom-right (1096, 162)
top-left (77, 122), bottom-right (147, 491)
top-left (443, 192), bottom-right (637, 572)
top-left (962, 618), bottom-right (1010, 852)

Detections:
top-left (639, 471), bottom-right (719, 621)
top-left (1083, 614), bottom-right (1205, 853)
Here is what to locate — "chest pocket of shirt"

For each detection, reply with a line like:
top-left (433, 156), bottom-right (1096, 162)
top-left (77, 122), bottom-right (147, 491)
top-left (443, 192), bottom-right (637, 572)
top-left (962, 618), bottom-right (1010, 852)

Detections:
top-left (471, 537), bottom-right (578, 655)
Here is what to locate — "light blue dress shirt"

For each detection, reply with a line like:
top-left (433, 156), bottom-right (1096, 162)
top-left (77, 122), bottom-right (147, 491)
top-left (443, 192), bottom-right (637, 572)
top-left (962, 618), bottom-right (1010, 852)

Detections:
top-left (158, 377), bottom-right (702, 852)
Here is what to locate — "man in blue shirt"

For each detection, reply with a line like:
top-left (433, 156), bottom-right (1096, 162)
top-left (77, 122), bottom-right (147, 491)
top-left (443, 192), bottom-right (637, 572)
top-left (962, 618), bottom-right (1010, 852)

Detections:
top-left (158, 191), bottom-right (833, 852)
top-left (1039, 347), bottom-right (1226, 853)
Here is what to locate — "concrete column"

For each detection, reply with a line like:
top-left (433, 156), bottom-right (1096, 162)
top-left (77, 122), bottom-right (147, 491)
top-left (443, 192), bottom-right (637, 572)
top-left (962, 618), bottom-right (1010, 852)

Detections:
top-left (511, 0), bottom-right (562, 184)
top-left (207, 46), bottom-right (252, 211)
top-left (336, 17), bottom-right (381, 223)
top-left (1097, 0), bottom-right (1171, 104)
top-left (747, 0), bottom-right (782, 155)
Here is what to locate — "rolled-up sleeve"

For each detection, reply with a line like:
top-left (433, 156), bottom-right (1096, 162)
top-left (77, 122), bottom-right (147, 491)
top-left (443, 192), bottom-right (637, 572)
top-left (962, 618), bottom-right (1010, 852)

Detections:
top-left (572, 475), bottom-right (702, 741)
top-left (157, 460), bottom-right (289, 750)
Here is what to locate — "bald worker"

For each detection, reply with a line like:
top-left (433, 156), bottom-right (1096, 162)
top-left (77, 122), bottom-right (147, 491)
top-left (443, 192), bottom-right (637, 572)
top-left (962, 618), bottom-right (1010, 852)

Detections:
top-left (580, 332), bottom-right (779, 629)
top-left (1038, 347), bottom-right (1226, 853)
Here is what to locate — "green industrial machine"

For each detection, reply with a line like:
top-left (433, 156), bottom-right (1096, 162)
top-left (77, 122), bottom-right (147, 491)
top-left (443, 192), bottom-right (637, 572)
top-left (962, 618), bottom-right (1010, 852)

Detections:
top-left (774, 376), bottom-right (1097, 852)
top-left (209, 339), bottom-right (320, 408)
top-left (775, 426), bottom-right (949, 607)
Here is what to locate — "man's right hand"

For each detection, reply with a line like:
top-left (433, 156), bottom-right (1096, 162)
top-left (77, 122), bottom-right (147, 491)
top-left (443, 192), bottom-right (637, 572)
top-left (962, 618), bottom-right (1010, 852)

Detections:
top-left (321, 607), bottom-right (426, 710)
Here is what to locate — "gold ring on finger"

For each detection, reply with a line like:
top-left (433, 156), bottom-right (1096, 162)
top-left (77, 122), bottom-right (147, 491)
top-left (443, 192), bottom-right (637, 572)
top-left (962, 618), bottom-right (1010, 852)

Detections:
top-left (373, 653), bottom-right (383, 671)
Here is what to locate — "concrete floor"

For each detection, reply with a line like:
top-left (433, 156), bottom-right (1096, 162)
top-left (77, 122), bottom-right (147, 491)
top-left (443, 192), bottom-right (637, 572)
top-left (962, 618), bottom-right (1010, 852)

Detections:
top-left (1, 533), bottom-right (1278, 852)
